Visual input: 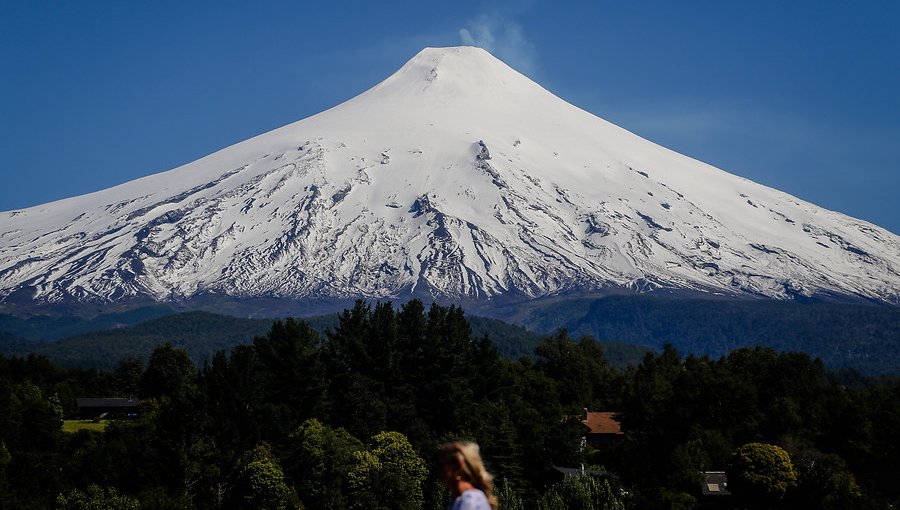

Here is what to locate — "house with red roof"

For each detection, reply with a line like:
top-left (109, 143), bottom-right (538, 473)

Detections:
top-left (581, 410), bottom-right (624, 447)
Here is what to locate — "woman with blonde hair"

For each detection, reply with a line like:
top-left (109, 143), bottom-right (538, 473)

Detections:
top-left (438, 441), bottom-right (499, 510)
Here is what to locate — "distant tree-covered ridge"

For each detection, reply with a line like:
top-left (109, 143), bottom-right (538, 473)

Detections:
top-left (4, 309), bottom-right (650, 371)
top-left (0, 305), bottom-right (175, 341)
top-left (496, 295), bottom-right (900, 375)
top-left (12, 311), bottom-right (277, 370)
top-left (0, 299), bottom-right (897, 509)
top-left (3, 295), bottom-right (899, 374)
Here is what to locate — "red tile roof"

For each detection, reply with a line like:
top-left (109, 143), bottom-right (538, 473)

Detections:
top-left (582, 411), bottom-right (623, 435)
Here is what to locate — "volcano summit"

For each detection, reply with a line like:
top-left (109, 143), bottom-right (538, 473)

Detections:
top-left (1, 46), bottom-right (898, 306)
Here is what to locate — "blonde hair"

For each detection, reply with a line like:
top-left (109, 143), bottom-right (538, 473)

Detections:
top-left (439, 441), bottom-right (499, 510)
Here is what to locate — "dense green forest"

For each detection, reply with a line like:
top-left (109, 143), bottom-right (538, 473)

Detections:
top-left (1, 300), bottom-right (898, 509)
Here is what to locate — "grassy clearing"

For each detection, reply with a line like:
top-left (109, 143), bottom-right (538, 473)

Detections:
top-left (62, 419), bottom-right (109, 433)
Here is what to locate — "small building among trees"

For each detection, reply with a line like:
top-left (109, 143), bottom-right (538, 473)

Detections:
top-left (581, 410), bottom-right (624, 447)
top-left (700, 471), bottom-right (731, 496)
top-left (76, 398), bottom-right (140, 419)
top-left (699, 471), bottom-right (733, 509)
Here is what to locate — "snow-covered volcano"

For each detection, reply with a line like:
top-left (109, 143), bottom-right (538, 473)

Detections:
top-left (1, 46), bottom-right (898, 306)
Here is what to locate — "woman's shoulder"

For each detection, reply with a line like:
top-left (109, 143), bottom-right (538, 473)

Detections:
top-left (451, 488), bottom-right (490, 510)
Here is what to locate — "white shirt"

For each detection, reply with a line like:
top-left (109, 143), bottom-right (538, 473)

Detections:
top-left (449, 488), bottom-right (491, 510)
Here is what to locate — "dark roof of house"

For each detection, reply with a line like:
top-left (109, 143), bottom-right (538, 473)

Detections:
top-left (76, 398), bottom-right (140, 408)
top-left (582, 411), bottom-right (623, 435)
top-left (701, 471), bottom-right (731, 496)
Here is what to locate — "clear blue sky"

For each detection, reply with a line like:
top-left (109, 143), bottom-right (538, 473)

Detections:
top-left (2, 1), bottom-right (898, 233)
